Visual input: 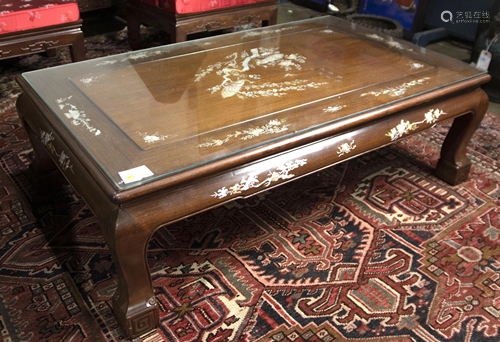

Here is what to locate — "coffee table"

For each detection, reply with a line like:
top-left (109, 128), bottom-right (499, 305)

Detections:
top-left (16, 16), bottom-right (490, 338)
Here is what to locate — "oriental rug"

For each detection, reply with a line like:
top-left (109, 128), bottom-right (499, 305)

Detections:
top-left (0, 33), bottom-right (500, 342)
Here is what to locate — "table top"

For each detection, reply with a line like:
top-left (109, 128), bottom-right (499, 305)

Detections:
top-left (21, 16), bottom-right (485, 191)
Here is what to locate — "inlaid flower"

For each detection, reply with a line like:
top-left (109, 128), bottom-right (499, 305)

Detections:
top-left (40, 130), bottom-right (74, 173)
top-left (337, 140), bottom-right (356, 157)
top-left (65, 108), bottom-right (81, 120)
top-left (386, 109), bottom-right (446, 141)
top-left (199, 119), bottom-right (290, 147)
top-left (324, 105), bottom-right (346, 113)
top-left (229, 184), bottom-right (242, 194)
top-left (138, 132), bottom-right (178, 144)
top-left (247, 127), bottom-right (264, 136)
top-left (424, 109), bottom-right (445, 124)
top-left (40, 131), bottom-right (54, 145)
top-left (212, 159), bottom-right (307, 199)
top-left (269, 171), bottom-right (281, 183)
top-left (143, 135), bottom-right (160, 143)
top-left (58, 100), bottom-right (101, 136)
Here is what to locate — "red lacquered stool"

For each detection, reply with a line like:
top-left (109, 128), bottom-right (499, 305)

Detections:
top-left (126, 0), bottom-right (279, 49)
top-left (0, 0), bottom-right (85, 62)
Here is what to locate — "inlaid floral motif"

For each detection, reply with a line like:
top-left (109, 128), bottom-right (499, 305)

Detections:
top-left (138, 132), bottom-right (178, 144)
top-left (365, 34), bottom-right (412, 51)
top-left (95, 60), bottom-right (117, 67)
top-left (324, 105), bottom-right (346, 113)
top-left (80, 75), bottom-right (103, 85)
top-left (199, 119), bottom-right (290, 148)
top-left (124, 50), bottom-right (162, 61)
top-left (386, 109), bottom-right (446, 141)
top-left (387, 38), bottom-right (405, 50)
top-left (212, 159), bottom-right (307, 199)
top-left (241, 26), bottom-right (296, 38)
top-left (409, 62), bottom-right (425, 70)
top-left (366, 33), bottom-right (384, 41)
top-left (94, 50), bottom-right (164, 66)
top-left (195, 47), bottom-right (328, 99)
top-left (337, 140), bottom-right (356, 157)
top-left (361, 77), bottom-right (430, 97)
top-left (40, 130), bottom-right (74, 173)
top-left (56, 97), bottom-right (101, 136)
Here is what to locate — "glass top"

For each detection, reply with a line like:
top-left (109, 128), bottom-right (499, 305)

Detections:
top-left (22, 16), bottom-right (485, 190)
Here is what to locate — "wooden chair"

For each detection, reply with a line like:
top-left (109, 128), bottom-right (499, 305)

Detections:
top-left (126, 0), bottom-right (279, 49)
top-left (0, 0), bottom-right (85, 62)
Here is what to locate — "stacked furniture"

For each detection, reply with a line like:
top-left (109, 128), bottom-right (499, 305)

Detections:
top-left (0, 0), bottom-right (85, 62)
top-left (126, 0), bottom-right (279, 49)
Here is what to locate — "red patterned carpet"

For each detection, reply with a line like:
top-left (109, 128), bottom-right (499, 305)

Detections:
top-left (1, 34), bottom-right (500, 342)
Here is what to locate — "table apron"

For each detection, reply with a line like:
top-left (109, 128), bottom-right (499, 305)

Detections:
top-left (18, 97), bottom-right (118, 223)
top-left (120, 89), bottom-right (480, 231)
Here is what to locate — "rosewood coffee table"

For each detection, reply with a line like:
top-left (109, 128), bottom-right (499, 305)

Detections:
top-left (16, 16), bottom-right (490, 338)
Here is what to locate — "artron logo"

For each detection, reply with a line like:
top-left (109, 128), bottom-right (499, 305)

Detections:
top-left (441, 10), bottom-right (454, 23)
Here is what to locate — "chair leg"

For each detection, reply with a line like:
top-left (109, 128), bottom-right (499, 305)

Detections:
top-left (171, 27), bottom-right (188, 43)
top-left (127, 9), bottom-right (143, 50)
top-left (45, 48), bottom-right (57, 57)
top-left (69, 31), bottom-right (86, 62)
top-left (268, 9), bottom-right (278, 26)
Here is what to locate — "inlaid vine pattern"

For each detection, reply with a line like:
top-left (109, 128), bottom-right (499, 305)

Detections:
top-left (40, 130), bottom-right (74, 173)
top-left (337, 140), bottom-right (357, 157)
top-left (361, 77), bottom-right (430, 97)
top-left (138, 132), bottom-right (178, 144)
top-left (212, 159), bottom-right (308, 199)
top-left (386, 109), bottom-right (446, 141)
top-left (56, 96), bottom-right (101, 136)
top-left (199, 119), bottom-right (290, 148)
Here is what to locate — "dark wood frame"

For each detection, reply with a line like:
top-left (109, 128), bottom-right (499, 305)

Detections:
top-left (126, 0), bottom-right (279, 49)
top-left (0, 20), bottom-right (85, 62)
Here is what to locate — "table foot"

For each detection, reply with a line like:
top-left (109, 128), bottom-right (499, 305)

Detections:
top-left (112, 297), bottom-right (159, 339)
top-left (435, 89), bottom-right (489, 185)
top-left (435, 158), bottom-right (471, 185)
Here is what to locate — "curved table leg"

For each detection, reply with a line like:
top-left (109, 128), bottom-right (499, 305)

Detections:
top-left (105, 209), bottom-right (159, 339)
top-left (435, 89), bottom-right (489, 185)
